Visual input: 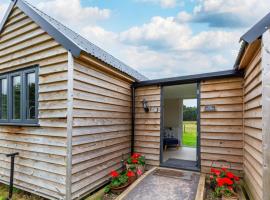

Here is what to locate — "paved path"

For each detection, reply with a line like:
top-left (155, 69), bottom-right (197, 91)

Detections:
top-left (123, 169), bottom-right (199, 200)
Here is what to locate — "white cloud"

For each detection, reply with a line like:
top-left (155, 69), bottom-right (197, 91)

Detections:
top-left (175, 11), bottom-right (192, 23)
top-left (119, 16), bottom-right (192, 50)
top-left (192, 0), bottom-right (270, 27)
top-left (37, 0), bottom-right (110, 27)
top-left (0, 2), bottom-right (8, 21)
top-left (119, 15), bottom-right (240, 52)
top-left (136, 0), bottom-right (183, 8)
top-left (160, 0), bottom-right (178, 8)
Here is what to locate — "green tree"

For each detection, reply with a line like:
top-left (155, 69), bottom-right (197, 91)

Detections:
top-left (183, 105), bottom-right (197, 121)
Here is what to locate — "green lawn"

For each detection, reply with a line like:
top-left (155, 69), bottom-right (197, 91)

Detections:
top-left (182, 121), bottom-right (197, 148)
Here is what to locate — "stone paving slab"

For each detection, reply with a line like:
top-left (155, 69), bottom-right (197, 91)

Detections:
top-left (123, 169), bottom-right (200, 200)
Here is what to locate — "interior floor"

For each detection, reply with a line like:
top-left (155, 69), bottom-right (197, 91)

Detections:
top-left (163, 147), bottom-right (197, 162)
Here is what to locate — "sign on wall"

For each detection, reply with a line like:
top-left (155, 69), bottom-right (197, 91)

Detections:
top-left (204, 105), bottom-right (216, 111)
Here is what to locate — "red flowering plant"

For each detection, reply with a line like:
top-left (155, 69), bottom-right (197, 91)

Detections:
top-left (105, 170), bottom-right (129, 193)
top-left (126, 153), bottom-right (146, 176)
top-left (209, 167), bottom-right (240, 198)
top-left (126, 153), bottom-right (145, 166)
top-left (105, 170), bottom-right (136, 193)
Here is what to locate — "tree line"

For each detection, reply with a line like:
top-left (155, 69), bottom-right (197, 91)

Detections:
top-left (183, 105), bottom-right (197, 121)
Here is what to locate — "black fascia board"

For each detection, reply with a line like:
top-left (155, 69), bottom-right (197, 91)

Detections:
top-left (240, 12), bottom-right (270, 44)
top-left (235, 11), bottom-right (270, 70)
top-left (133, 69), bottom-right (244, 88)
top-left (16, 0), bottom-right (81, 57)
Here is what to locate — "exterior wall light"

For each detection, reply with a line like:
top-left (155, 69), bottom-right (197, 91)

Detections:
top-left (142, 99), bottom-right (149, 112)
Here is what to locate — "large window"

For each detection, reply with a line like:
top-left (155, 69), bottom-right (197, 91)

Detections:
top-left (0, 66), bottom-right (38, 125)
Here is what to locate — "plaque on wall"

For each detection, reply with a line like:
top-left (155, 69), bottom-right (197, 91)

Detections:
top-left (204, 105), bottom-right (216, 111)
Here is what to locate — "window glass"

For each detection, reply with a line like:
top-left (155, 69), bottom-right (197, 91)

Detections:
top-left (0, 67), bottom-right (38, 124)
top-left (0, 79), bottom-right (7, 119)
top-left (12, 75), bottom-right (21, 119)
top-left (27, 73), bottom-right (36, 119)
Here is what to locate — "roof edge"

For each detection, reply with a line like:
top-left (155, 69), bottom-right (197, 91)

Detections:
top-left (233, 41), bottom-right (248, 70)
top-left (133, 69), bottom-right (243, 88)
top-left (240, 12), bottom-right (270, 44)
top-left (234, 11), bottom-right (270, 70)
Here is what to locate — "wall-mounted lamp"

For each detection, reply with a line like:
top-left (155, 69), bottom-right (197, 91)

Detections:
top-left (142, 99), bottom-right (149, 113)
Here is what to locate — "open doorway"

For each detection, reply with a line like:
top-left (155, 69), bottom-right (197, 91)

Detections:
top-left (161, 83), bottom-right (200, 171)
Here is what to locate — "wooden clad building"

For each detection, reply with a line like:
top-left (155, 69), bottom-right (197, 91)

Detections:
top-left (0, 0), bottom-right (270, 200)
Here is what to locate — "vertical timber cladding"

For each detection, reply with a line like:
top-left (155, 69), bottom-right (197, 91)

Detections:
top-left (200, 77), bottom-right (244, 174)
top-left (134, 85), bottom-right (161, 168)
top-left (0, 7), bottom-right (68, 200)
top-left (243, 47), bottom-right (263, 200)
top-left (71, 58), bottom-right (133, 199)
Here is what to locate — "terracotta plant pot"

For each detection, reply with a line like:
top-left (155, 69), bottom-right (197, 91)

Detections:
top-left (126, 164), bottom-right (145, 176)
top-left (128, 176), bottom-right (137, 183)
top-left (111, 182), bottom-right (131, 194)
top-left (137, 165), bottom-right (145, 171)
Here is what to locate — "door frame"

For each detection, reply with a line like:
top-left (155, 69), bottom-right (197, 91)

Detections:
top-left (159, 82), bottom-right (201, 171)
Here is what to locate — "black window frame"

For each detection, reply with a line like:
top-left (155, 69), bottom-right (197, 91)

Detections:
top-left (0, 65), bottom-right (39, 126)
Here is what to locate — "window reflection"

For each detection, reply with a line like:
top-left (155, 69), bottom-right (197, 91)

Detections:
top-left (27, 73), bottom-right (36, 119)
top-left (12, 75), bottom-right (21, 119)
top-left (0, 79), bottom-right (7, 119)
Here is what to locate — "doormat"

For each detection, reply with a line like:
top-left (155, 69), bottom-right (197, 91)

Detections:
top-left (161, 159), bottom-right (199, 171)
top-left (153, 168), bottom-right (192, 180)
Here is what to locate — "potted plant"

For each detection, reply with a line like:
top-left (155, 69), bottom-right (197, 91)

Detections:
top-left (126, 153), bottom-right (146, 177)
top-left (126, 170), bottom-right (136, 183)
top-left (105, 169), bottom-right (137, 194)
top-left (208, 167), bottom-right (240, 200)
top-left (106, 170), bottom-right (130, 194)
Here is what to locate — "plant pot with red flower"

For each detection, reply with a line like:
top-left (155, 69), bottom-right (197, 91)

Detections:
top-left (126, 153), bottom-right (146, 177)
top-left (207, 167), bottom-right (240, 200)
top-left (107, 170), bottom-right (131, 194)
top-left (126, 170), bottom-right (137, 183)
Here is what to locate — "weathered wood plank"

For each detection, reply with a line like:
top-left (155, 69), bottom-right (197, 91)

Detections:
top-left (201, 81), bottom-right (243, 92)
top-left (70, 59), bottom-right (133, 198)
top-left (0, 10), bottom-right (68, 200)
top-left (200, 77), bottom-right (244, 172)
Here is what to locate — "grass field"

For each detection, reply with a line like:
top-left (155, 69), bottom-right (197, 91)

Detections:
top-left (182, 121), bottom-right (197, 147)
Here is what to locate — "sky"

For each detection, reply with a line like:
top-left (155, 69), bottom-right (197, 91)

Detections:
top-left (0, 0), bottom-right (269, 79)
top-left (183, 99), bottom-right (197, 107)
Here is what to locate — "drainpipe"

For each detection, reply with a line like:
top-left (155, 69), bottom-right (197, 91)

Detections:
top-left (131, 84), bottom-right (135, 155)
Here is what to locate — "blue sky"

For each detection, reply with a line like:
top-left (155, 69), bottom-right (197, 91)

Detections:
top-left (84, 0), bottom-right (195, 31)
top-left (0, 0), bottom-right (269, 79)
